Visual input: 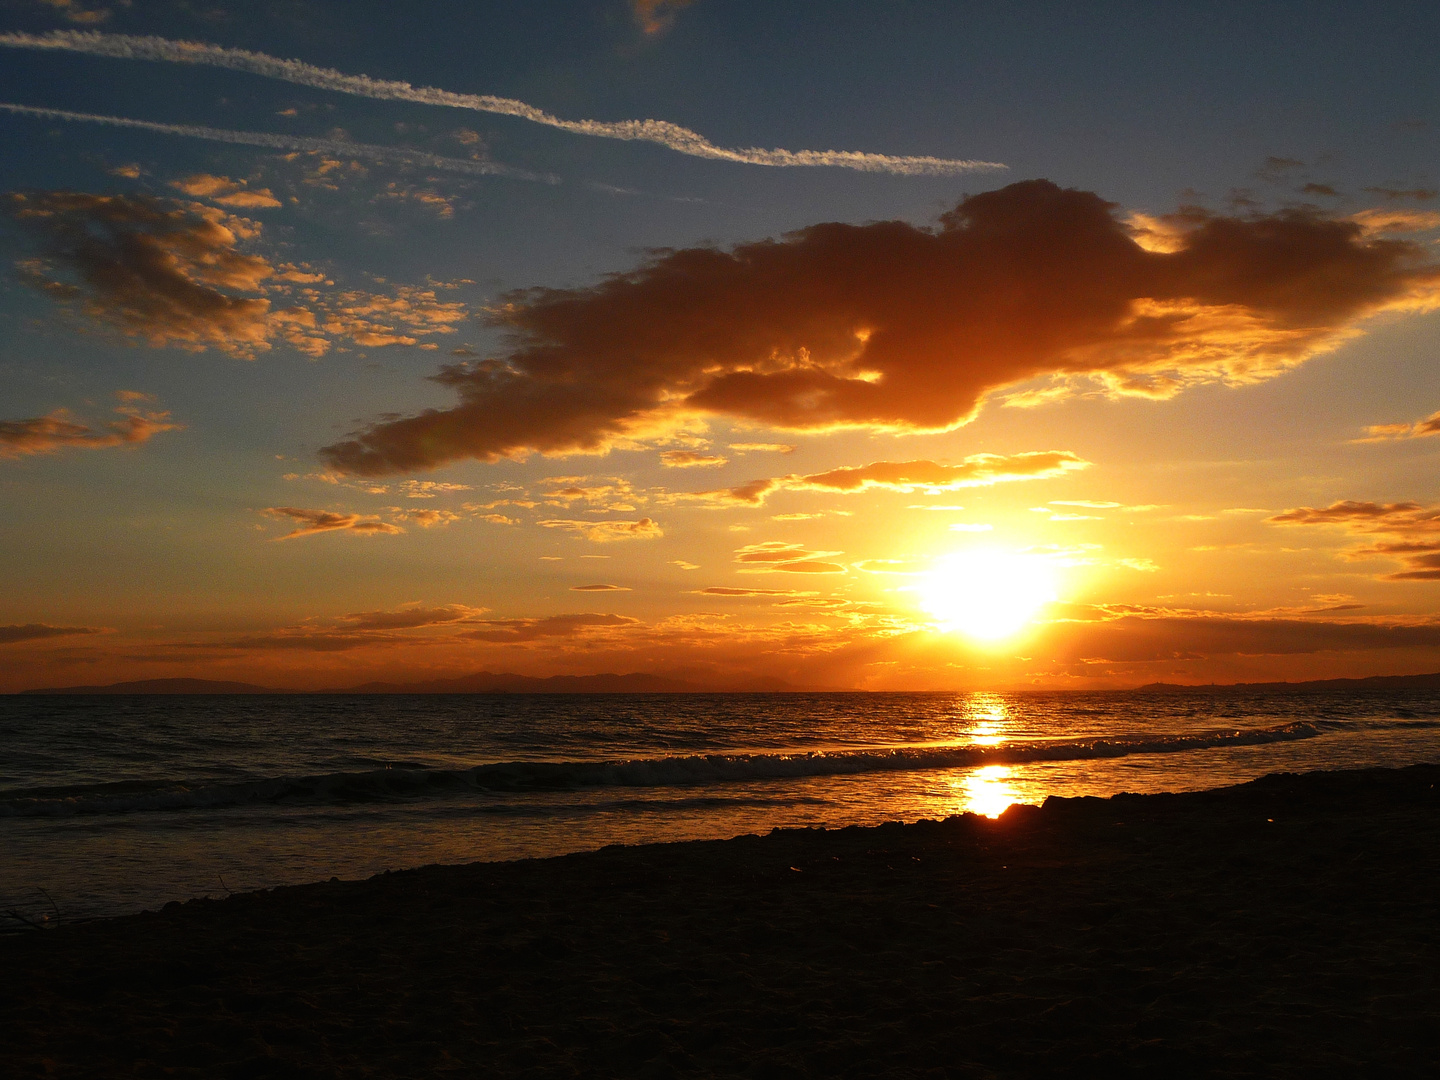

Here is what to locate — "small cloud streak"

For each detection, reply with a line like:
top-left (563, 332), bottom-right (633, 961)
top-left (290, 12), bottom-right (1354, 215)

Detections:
top-left (734, 541), bottom-right (847, 575)
top-left (632, 0), bottom-right (692, 35)
top-left (171, 173), bottom-right (282, 209)
top-left (660, 449), bottom-right (727, 467)
top-left (461, 613), bottom-right (641, 642)
top-left (0, 622), bottom-right (104, 644)
top-left (571, 584), bottom-right (631, 591)
top-left (1, 396), bottom-right (181, 459)
top-left (1354, 409), bottom-right (1440, 442)
top-left (536, 517), bottom-right (662, 542)
top-left (263, 506), bottom-right (405, 539)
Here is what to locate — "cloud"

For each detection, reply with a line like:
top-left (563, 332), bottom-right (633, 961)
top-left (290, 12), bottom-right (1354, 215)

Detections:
top-left (1268, 499), bottom-right (1440, 579)
top-left (390, 508), bottom-right (460, 527)
top-left (8, 190), bottom-right (276, 355)
top-left (0, 32), bottom-right (1003, 176)
top-left (262, 506), bottom-right (405, 539)
top-left (318, 181), bottom-right (1439, 475)
top-left (35, 0), bottom-right (111, 24)
top-left (1354, 409), bottom-right (1440, 442)
top-left (660, 449), bottom-right (727, 467)
top-left (536, 517), bottom-right (662, 541)
top-left (0, 622), bottom-right (104, 644)
top-left (790, 452), bottom-right (1088, 493)
top-left (8, 190), bottom-right (473, 358)
top-left (632, 0), bottom-right (692, 35)
top-left (461, 613), bottom-right (641, 642)
top-left (696, 587), bottom-right (806, 597)
top-left (571, 583), bottom-right (630, 591)
top-left (1364, 187), bottom-right (1437, 201)
top-left (729, 442), bottom-right (795, 454)
top-left (170, 173), bottom-right (282, 209)
top-left (1, 398), bottom-right (181, 459)
top-left (0, 102), bottom-right (550, 182)
top-left (1048, 607), bottom-right (1440, 662)
top-left (671, 451), bottom-right (1086, 507)
top-left (338, 604), bottom-right (483, 630)
top-left (734, 541), bottom-right (847, 575)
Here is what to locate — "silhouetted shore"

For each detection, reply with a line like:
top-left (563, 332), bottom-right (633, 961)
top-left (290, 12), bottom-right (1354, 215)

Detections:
top-left (6, 764), bottom-right (1439, 1077)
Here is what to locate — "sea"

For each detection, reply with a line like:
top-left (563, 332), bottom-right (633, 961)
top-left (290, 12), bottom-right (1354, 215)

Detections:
top-left (4, 689), bottom-right (1440, 925)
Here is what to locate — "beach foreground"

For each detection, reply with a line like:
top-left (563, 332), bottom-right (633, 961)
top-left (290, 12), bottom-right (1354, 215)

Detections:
top-left (5, 765), bottom-right (1439, 1078)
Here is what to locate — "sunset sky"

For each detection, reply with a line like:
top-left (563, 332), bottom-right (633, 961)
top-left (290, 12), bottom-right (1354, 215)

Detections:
top-left (2, 0), bottom-right (1439, 691)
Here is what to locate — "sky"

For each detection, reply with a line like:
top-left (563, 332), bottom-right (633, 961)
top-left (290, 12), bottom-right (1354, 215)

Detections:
top-left (1, 0), bottom-right (1439, 692)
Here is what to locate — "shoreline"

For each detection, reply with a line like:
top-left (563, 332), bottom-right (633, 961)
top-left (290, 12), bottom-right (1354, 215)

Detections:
top-left (6, 762), bottom-right (1440, 1076)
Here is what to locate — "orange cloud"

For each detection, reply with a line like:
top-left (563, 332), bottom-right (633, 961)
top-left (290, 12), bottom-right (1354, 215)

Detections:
top-left (792, 452), bottom-right (1088, 493)
top-left (1268, 500), bottom-right (1440, 579)
top-left (8, 191), bottom-right (469, 359)
top-left (263, 506), bottom-right (405, 539)
top-left (672, 451), bottom-right (1086, 507)
top-left (660, 449), bottom-right (727, 467)
top-left (337, 604), bottom-right (483, 630)
top-left (170, 173), bottom-right (283, 209)
top-left (1, 397), bottom-right (181, 459)
top-left (632, 0), bottom-right (693, 35)
top-left (734, 541), bottom-right (848, 575)
top-left (1354, 409), bottom-right (1440, 442)
top-left (571, 584), bottom-right (630, 591)
top-left (9, 191), bottom-right (275, 355)
top-left (536, 518), bottom-right (662, 542)
top-left (319, 180), bottom-right (1439, 476)
top-left (0, 622), bottom-right (104, 644)
top-left (461, 613), bottom-right (641, 642)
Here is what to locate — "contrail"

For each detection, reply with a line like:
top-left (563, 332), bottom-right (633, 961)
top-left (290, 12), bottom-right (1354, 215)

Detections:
top-left (0, 102), bottom-right (555, 182)
top-left (0, 30), bottom-right (1006, 176)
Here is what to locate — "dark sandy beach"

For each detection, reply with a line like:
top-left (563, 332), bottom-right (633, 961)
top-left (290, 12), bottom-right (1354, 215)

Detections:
top-left (5, 764), bottom-right (1439, 1078)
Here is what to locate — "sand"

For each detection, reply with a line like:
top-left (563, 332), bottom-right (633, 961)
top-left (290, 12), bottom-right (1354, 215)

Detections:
top-left (4, 764), bottom-right (1440, 1078)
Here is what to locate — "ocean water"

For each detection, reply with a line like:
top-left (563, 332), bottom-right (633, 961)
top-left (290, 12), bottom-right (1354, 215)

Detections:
top-left (4, 689), bottom-right (1440, 924)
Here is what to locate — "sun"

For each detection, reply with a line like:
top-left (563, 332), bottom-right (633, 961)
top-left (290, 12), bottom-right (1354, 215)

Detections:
top-left (918, 549), bottom-right (1058, 640)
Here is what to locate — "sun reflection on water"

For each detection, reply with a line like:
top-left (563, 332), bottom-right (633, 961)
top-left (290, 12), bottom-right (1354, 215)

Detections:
top-left (959, 764), bottom-right (1020, 818)
top-left (964, 693), bottom-right (1010, 746)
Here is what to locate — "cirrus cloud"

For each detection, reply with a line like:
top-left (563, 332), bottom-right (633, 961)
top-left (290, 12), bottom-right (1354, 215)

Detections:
top-left (263, 506), bottom-right (405, 539)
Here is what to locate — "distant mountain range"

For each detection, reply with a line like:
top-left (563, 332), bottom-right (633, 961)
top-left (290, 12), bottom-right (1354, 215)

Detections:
top-left (1135, 672), bottom-right (1440, 692)
top-left (18, 671), bottom-right (756, 694)
top-left (19, 671), bottom-right (1440, 694)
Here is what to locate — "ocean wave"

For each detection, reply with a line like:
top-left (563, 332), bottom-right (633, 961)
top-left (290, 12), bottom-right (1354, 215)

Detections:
top-left (0, 720), bottom-right (1351, 818)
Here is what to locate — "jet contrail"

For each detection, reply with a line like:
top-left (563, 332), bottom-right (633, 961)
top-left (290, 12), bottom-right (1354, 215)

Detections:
top-left (0, 102), bottom-right (555, 182)
top-left (0, 30), bottom-right (1006, 176)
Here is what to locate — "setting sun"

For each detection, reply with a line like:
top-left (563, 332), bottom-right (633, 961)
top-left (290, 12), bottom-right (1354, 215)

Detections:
top-left (918, 550), bottom-right (1059, 640)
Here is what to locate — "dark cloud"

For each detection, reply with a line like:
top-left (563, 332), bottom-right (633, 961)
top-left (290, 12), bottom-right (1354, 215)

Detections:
top-left (1300, 183), bottom-right (1340, 197)
top-left (1048, 609), bottom-right (1440, 662)
top-left (319, 180), bottom-right (1439, 476)
top-left (262, 506), bottom-right (405, 539)
top-left (461, 613), bottom-right (641, 642)
top-left (1, 399), bottom-right (180, 459)
top-left (338, 605), bottom-right (482, 630)
top-left (1268, 500), bottom-right (1440, 580)
top-left (6, 191), bottom-right (468, 359)
top-left (0, 622), bottom-right (104, 644)
top-left (8, 191), bottom-right (275, 355)
top-left (1364, 187), bottom-right (1438, 202)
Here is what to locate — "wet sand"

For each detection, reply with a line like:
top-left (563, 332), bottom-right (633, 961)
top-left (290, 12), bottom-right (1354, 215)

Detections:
top-left (5, 764), bottom-right (1440, 1078)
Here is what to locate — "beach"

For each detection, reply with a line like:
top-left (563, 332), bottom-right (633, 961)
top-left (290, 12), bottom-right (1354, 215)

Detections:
top-left (5, 762), bottom-right (1439, 1078)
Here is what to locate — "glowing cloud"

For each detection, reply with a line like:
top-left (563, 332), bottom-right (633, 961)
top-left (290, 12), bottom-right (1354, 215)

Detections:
top-left (262, 506), bottom-right (404, 539)
top-left (1, 399), bottom-right (181, 459)
top-left (318, 181), bottom-right (1439, 476)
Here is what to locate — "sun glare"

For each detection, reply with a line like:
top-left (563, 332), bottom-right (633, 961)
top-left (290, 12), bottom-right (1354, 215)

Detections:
top-left (919, 549), bottom-right (1058, 640)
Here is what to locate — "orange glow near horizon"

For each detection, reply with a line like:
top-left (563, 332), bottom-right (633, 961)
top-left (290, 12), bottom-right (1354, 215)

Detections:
top-left (917, 549), bottom-right (1059, 641)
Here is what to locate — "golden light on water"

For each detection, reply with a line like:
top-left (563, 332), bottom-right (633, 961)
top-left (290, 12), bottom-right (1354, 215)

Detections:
top-left (960, 764), bottom-right (1020, 818)
top-left (918, 550), bottom-right (1059, 640)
